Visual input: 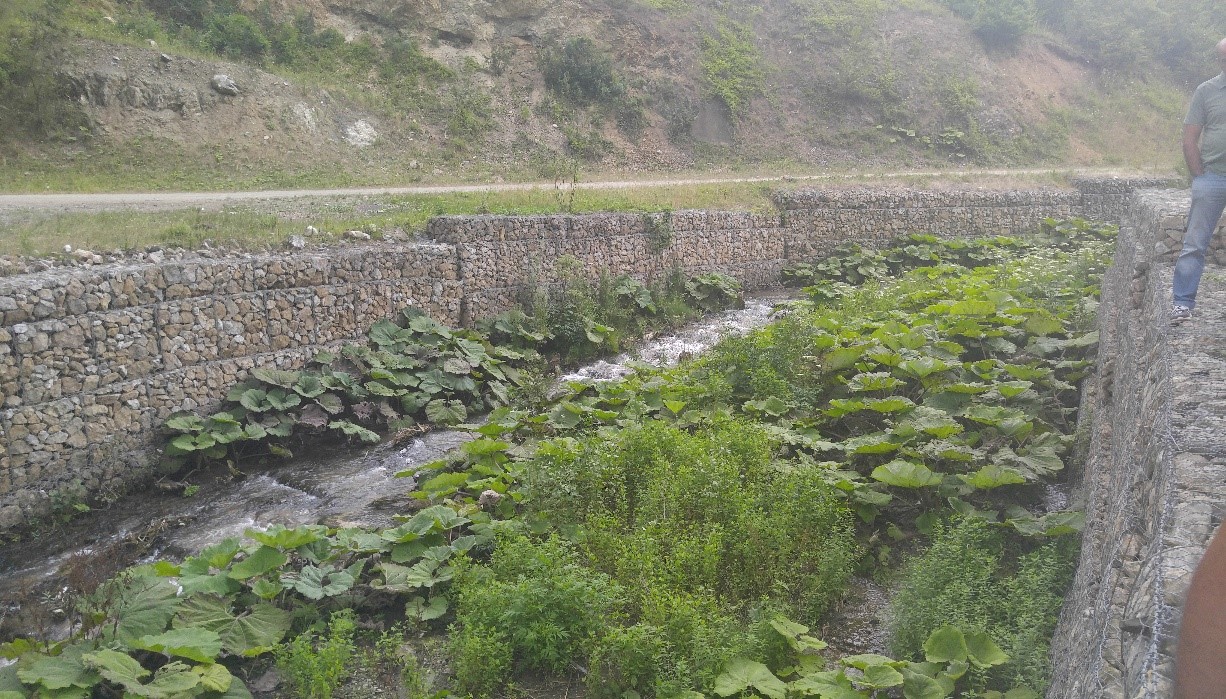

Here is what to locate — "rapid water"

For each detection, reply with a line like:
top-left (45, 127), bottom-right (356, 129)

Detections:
top-left (0, 295), bottom-right (788, 630)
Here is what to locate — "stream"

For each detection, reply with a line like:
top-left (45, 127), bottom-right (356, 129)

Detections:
top-left (0, 295), bottom-right (789, 637)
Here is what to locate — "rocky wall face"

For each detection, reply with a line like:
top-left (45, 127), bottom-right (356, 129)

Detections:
top-left (1048, 189), bottom-right (1226, 699)
top-left (0, 244), bottom-right (460, 529)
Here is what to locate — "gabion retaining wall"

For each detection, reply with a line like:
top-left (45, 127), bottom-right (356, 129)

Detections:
top-left (1048, 189), bottom-right (1226, 698)
top-left (0, 175), bottom-right (1187, 648)
top-left (0, 245), bottom-right (462, 529)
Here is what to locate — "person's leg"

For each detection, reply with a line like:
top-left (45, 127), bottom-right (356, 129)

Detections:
top-left (1173, 173), bottom-right (1226, 309)
top-left (1175, 525), bottom-right (1226, 698)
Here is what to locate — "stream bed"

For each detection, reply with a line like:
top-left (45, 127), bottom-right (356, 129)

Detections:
top-left (0, 295), bottom-right (790, 636)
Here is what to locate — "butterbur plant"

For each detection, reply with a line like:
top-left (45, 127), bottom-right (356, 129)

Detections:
top-left (713, 620), bottom-right (1034, 699)
top-left (160, 305), bottom-right (528, 471)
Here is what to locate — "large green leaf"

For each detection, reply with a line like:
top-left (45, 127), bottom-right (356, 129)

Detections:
top-left (843, 432), bottom-right (900, 455)
top-left (947, 299), bottom-right (996, 316)
top-left (922, 626), bottom-right (967, 663)
top-left (823, 346), bottom-right (866, 371)
top-left (846, 372), bottom-right (905, 392)
top-left (865, 396), bottom-right (915, 413)
top-left (713, 658), bottom-right (786, 699)
top-left (251, 368), bottom-right (301, 389)
top-left (165, 414), bottom-right (206, 433)
top-left (239, 389), bottom-right (271, 412)
top-left (789, 670), bottom-right (868, 699)
top-left (861, 663), bottom-right (905, 688)
top-left (964, 631), bottom-right (1009, 668)
top-left (376, 559), bottom-right (454, 592)
top-left (81, 649), bottom-right (148, 687)
top-left (425, 399), bottom-right (467, 425)
top-left (127, 662), bottom-right (202, 698)
top-left (897, 356), bottom-right (950, 379)
top-left (194, 663), bottom-right (236, 694)
top-left (369, 320), bottom-right (407, 347)
top-left (406, 595), bottom-right (450, 622)
top-left (293, 375), bottom-right (326, 398)
top-left (960, 465), bottom-right (1027, 490)
top-left (328, 420), bottom-right (382, 443)
top-left (287, 565), bottom-right (355, 600)
top-left (901, 667), bottom-right (950, 699)
top-left (226, 546), bottom-right (288, 580)
top-left (133, 628), bottom-right (223, 664)
top-left (104, 574), bottom-right (182, 644)
top-left (246, 524), bottom-right (326, 550)
top-left (174, 596), bottom-right (291, 656)
top-left (17, 645), bottom-right (100, 693)
top-left (265, 388), bottom-right (301, 411)
top-left (871, 461), bottom-right (942, 488)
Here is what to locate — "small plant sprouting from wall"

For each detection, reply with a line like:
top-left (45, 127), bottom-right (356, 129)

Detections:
top-left (642, 211), bottom-right (673, 253)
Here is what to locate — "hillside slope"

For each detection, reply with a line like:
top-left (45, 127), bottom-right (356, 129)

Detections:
top-left (0, 0), bottom-right (1198, 191)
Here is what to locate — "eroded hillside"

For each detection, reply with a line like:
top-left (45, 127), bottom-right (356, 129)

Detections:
top-left (0, 0), bottom-right (1199, 190)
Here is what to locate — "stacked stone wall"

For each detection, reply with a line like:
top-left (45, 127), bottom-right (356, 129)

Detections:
top-left (1048, 189), bottom-right (1226, 698)
top-left (0, 245), bottom-right (460, 528)
top-left (427, 210), bottom-right (788, 321)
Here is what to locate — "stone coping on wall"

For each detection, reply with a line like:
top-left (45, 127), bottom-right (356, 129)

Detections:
top-left (1048, 189), bottom-right (1226, 698)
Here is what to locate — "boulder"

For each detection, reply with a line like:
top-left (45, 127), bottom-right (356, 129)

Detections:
top-left (210, 74), bottom-right (239, 96)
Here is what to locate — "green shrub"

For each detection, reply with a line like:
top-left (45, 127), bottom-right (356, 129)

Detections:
top-left (451, 623), bottom-right (512, 699)
top-left (444, 83), bottom-right (493, 148)
top-left (452, 534), bottom-right (624, 675)
top-left (564, 125), bottom-right (612, 161)
top-left (203, 12), bottom-right (269, 60)
top-left (0, 0), bottom-right (88, 137)
top-left (539, 37), bottom-right (626, 105)
top-left (274, 610), bottom-right (357, 699)
top-left (699, 22), bottom-right (766, 116)
top-left (970, 0), bottom-right (1036, 47)
top-left (684, 271), bottom-right (743, 310)
top-left (585, 623), bottom-right (664, 698)
top-left (888, 517), bottom-right (1077, 692)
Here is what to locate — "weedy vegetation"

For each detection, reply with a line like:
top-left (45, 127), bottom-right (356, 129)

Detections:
top-left (0, 218), bottom-right (1110, 699)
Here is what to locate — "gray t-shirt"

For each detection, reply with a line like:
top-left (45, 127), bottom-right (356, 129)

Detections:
top-left (1185, 73), bottom-right (1226, 175)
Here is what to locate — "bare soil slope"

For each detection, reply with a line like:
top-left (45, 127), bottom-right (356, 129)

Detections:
top-left (29, 0), bottom-right (1185, 187)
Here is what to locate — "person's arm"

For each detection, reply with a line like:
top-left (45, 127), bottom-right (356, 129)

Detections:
top-left (1175, 525), bottom-right (1226, 698)
top-left (1185, 124), bottom-right (1205, 177)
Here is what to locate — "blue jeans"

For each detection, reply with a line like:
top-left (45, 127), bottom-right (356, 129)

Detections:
top-left (1174, 172), bottom-right (1226, 309)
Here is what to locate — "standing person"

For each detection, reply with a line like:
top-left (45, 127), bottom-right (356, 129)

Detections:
top-left (1172, 37), bottom-right (1226, 325)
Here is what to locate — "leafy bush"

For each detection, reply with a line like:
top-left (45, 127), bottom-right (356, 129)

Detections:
top-left (444, 83), bottom-right (493, 148)
top-left (451, 535), bottom-right (624, 674)
top-left (539, 37), bottom-right (626, 105)
top-left (968, 0), bottom-right (1036, 48)
top-left (275, 610), bottom-right (357, 699)
top-left (888, 517), bottom-right (1077, 692)
top-left (160, 306), bottom-right (527, 470)
top-left (700, 22), bottom-right (766, 116)
top-left (524, 420), bottom-right (860, 618)
top-left (684, 271), bottom-right (743, 310)
top-left (203, 12), bottom-right (270, 60)
top-left (450, 623), bottom-right (512, 698)
top-left (0, 0), bottom-right (87, 137)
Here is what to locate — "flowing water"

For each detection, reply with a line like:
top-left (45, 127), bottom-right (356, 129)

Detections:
top-left (0, 295), bottom-right (789, 634)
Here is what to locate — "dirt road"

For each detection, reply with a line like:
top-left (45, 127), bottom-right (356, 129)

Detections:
top-left (0, 168), bottom-right (1153, 216)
